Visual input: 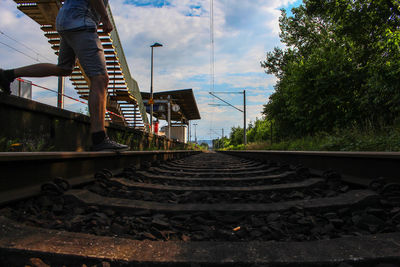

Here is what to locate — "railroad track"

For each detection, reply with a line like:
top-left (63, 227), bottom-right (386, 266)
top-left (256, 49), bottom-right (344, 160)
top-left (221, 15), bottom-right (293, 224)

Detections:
top-left (1, 151), bottom-right (400, 266)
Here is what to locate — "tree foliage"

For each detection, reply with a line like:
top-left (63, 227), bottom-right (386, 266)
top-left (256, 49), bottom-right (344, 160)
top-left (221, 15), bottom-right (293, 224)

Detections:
top-left (229, 126), bottom-right (244, 146)
top-left (213, 117), bottom-right (273, 149)
top-left (213, 136), bottom-right (230, 149)
top-left (246, 117), bottom-right (271, 143)
top-left (262, 0), bottom-right (400, 137)
top-left (200, 142), bottom-right (209, 149)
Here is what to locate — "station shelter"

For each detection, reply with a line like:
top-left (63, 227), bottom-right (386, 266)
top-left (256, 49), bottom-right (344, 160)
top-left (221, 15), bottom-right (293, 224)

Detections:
top-left (141, 89), bottom-right (201, 143)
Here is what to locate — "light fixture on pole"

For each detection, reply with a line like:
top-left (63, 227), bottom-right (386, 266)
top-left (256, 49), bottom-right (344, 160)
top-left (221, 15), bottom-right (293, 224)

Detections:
top-left (150, 42), bottom-right (163, 133)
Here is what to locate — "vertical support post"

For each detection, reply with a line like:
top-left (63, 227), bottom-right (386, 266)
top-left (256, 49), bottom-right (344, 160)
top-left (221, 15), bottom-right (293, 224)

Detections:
top-left (194, 123), bottom-right (198, 144)
top-left (167, 95), bottom-right (171, 139)
top-left (222, 128), bottom-right (224, 138)
top-left (270, 121), bottom-right (273, 145)
top-left (57, 76), bottom-right (64, 109)
top-left (188, 120), bottom-right (191, 143)
top-left (181, 117), bottom-right (184, 143)
top-left (134, 105), bottom-right (137, 129)
top-left (18, 79), bottom-right (21, 97)
top-left (243, 89), bottom-right (247, 145)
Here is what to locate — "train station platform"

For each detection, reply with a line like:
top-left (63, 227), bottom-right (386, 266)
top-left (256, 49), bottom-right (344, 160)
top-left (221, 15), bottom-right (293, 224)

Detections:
top-left (0, 94), bottom-right (185, 151)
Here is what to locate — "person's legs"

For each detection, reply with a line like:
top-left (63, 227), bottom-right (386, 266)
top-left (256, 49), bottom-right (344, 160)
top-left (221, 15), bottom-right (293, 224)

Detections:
top-left (87, 74), bottom-right (129, 151)
top-left (13, 63), bottom-right (72, 78)
top-left (0, 64), bottom-right (72, 94)
top-left (67, 29), bottom-right (128, 151)
top-left (69, 29), bottom-right (108, 137)
top-left (88, 73), bottom-right (108, 134)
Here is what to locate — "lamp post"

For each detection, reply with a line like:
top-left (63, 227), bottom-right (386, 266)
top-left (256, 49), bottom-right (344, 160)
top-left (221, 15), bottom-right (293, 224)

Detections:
top-left (150, 42), bottom-right (163, 133)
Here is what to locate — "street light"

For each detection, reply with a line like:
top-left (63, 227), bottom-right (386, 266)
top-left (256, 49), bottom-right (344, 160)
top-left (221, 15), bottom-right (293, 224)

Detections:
top-left (150, 42), bottom-right (163, 133)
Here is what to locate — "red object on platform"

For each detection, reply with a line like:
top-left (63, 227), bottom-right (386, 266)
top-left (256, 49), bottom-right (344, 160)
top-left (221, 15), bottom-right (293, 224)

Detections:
top-left (154, 121), bottom-right (159, 134)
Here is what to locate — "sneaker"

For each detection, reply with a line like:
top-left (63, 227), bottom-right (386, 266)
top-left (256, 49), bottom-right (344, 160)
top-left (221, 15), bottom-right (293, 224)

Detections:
top-left (91, 137), bottom-right (130, 151)
top-left (0, 69), bottom-right (12, 95)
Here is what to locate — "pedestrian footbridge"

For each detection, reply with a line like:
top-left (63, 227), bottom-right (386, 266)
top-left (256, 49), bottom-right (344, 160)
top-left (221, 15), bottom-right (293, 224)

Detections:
top-left (13, 0), bottom-right (149, 130)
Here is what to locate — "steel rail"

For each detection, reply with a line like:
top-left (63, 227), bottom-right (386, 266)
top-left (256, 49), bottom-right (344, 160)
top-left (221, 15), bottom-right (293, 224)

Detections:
top-left (219, 150), bottom-right (400, 186)
top-left (1, 215), bottom-right (399, 266)
top-left (0, 150), bottom-right (200, 205)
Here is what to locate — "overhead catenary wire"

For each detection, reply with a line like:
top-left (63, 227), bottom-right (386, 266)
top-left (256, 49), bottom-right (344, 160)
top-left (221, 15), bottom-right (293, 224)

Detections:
top-left (0, 30), bottom-right (53, 62)
top-left (0, 40), bottom-right (40, 63)
top-left (16, 78), bottom-right (125, 119)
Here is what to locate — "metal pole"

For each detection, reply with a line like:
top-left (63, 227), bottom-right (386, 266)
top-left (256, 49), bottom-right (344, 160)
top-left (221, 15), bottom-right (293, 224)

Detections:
top-left (188, 120), bottom-right (191, 143)
top-left (194, 123), bottom-right (198, 144)
top-left (182, 117), bottom-right (185, 143)
top-left (18, 79), bottom-right (21, 97)
top-left (222, 128), bottom-right (224, 138)
top-left (57, 76), bottom-right (64, 109)
top-left (243, 89), bottom-right (247, 145)
top-left (270, 121), bottom-right (273, 145)
top-left (150, 47), bottom-right (154, 133)
top-left (167, 95), bottom-right (171, 139)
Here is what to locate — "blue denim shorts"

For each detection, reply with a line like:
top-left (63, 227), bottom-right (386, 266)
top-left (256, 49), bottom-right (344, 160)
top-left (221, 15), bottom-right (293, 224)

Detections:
top-left (57, 29), bottom-right (107, 77)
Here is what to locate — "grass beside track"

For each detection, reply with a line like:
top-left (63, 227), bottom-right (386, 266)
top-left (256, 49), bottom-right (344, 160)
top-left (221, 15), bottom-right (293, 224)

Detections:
top-left (223, 127), bottom-right (400, 152)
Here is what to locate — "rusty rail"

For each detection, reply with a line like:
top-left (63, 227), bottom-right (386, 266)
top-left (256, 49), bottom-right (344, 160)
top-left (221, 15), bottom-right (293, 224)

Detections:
top-left (0, 150), bottom-right (200, 205)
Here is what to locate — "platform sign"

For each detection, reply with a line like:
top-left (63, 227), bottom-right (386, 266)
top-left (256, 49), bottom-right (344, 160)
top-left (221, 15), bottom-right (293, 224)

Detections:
top-left (146, 104), bottom-right (165, 113)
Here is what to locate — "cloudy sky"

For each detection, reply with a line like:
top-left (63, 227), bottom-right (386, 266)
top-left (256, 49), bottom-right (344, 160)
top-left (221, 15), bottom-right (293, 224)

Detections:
top-left (0, 0), bottom-right (301, 141)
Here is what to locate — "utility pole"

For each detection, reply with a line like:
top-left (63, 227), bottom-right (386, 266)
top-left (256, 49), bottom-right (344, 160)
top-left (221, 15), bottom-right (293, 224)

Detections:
top-left (167, 94), bottom-right (171, 139)
top-left (243, 90), bottom-right (246, 145)
top-left (193, 123), bottom-right (198, 144)
top-left (209, 90), bottom-right (247, 145)
top-left (270, 121), bottom-right (273, 145)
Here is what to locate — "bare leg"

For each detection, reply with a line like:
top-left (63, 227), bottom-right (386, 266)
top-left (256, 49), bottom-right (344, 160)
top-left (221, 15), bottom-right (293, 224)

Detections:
top-left (88, 73), bottom-right (108, 133)
top-left (87, 73), bottom-right (128, 151)
top-left (14, 63), bottom-right (72, 78)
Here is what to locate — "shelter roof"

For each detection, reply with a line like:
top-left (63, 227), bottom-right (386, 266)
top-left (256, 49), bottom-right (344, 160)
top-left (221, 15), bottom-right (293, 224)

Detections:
top-left (141, 89), bottom-right (201, 123)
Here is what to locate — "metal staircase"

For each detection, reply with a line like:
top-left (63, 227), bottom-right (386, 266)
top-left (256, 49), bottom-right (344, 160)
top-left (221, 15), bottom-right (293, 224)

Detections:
top-left (13, 0), bottom-right (149, 131)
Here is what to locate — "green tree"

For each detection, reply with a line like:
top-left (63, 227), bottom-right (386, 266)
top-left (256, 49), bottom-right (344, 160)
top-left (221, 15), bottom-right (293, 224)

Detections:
top-left (230, 126), bottom-right (244, 146)
top-left (213, 136), bottom-right (230, 149)
top-left (247, 117), bottom-right (271, 143)
top-left (262, 0), bottom-right (400, 138)
top-left (200, 142), bottom-right (209, 150)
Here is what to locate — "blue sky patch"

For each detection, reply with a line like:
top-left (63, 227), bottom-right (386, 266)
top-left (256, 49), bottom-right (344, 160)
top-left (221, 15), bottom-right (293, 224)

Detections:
top-left (185, 5), bottom-right (204, 17)
top-left (183, 74), bottom-right (209, 83)
top-left (123, 0), bottom-right (172, 8)
top-left (284, 0), bottom-right (303, 17)
top-left (227, 72), bottom-right (264, 78)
